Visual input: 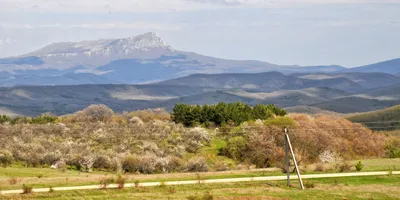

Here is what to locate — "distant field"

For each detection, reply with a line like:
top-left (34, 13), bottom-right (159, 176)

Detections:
top-left (2, 175), bottom-right (400, 200)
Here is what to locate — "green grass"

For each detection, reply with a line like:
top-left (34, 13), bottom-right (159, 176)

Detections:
top-left (0, 158), bottom-right (399, 191)
top-left (2, 175), bottom-right (400, 200)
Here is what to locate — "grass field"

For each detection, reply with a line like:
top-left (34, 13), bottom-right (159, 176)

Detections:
top-left (2, 175), bottom-right (400, 200)
top-left (0, 158), bottom-right (399, 191)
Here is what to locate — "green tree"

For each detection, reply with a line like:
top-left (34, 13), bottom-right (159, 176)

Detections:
top-left (0, 150), bottom-right (14, 168)
top-left (225, 136), bottom-right (247, 161)
top-left (0, 115), bottom-right (11, 124)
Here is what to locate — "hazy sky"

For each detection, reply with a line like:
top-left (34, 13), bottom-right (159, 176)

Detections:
top-left (0, 0), bottom-right (399, 67)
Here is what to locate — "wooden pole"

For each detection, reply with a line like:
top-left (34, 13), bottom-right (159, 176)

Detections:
top-left (285, 132), bottom-right (304, 189)
top-left (284, 127), bottom-right (290, 187)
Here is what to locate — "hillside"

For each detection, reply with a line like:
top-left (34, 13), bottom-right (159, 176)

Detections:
top-left (2, 71), bottom-right (400, 116)
top-left (292, 72), bottom-right (400, 89)
top-left (0, 84), bottom-right (212, 116)
top-left (0, 105), bottom-right (389, 174)
top-left (344, 58), bottom-right (400, 74)
top-left (308, 83), bottom-right (400, 113)
top-left (158, 72), bottom-right (363, 93)
top-left (312, 96), bottom-right (400, 113)
top-left (285, 105), bottom-right (341, 115)
top-left (347, 105), bottom-right (400, 130)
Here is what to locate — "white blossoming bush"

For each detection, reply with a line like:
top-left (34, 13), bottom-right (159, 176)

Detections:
top-left (319, 150), bottom-right (342, 163)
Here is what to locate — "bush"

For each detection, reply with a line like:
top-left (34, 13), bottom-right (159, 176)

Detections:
top-left (0, 115), bottom-right (11, 124)
top-left (122, 155), bottom-right (138, 173)
top-left (187, 192), bottom-right (214, 200)
top-left (185, 157), bottom-right (208, 172)
top-left (99, 176), bottom-right (113, 189)
top-left (8, 177), bottom-right (18, 185)
top-left (336, 162), bottom-right (352, 172)
top-left (223, 136), bottom-right (247, 161)
top-left (304, 181), bottom-right (316, 189)
top-left (314, 163), bottom-right (325, 172)
top-left (134, 180), bottom-right (140, 188)
top-left (57, 160), bottom-right (67, 172)
top-left (31, 114), bottom-right (58, 124)
top-left (77, 104), bottom-right (114, 122)
top-left (386, 140), bottom-right (400, 158)
top-left (22, 184), bottom-right (33, 194)
top-left (214, 161), bottom-right (230, 171)
top-left (355, 161), bottom-right (364, 172)
top-left (93, 155), bottom-right (111, 170)
top-left (0, 150), bottom-right (14, 167)
top-left (116, 175), bottom-right (125, 189)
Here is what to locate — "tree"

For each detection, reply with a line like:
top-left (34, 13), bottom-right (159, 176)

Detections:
top-left (0, 115), bottom-right (11, 124)
top-left (252, 105), bottom-right (273, 120)
top-left (0, 150), bottom-right (14, 168)
top-left (171, 103), bottom-right (287, 127)
top-left (78, 104), bottom-right (114, 122)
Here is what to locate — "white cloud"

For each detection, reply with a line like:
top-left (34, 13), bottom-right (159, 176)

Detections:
top-left (0, 22), bottom-right (180, 30)
top-left (0, 0), bottom-right (398, 13)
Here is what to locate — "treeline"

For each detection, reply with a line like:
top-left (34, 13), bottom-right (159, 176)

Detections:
top-left (171, 102), bottom-right (287, 127)
top-left (0, 114), bottom-right (58, 125)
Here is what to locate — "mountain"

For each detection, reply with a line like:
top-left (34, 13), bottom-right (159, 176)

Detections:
top-left (0, 83), bottom-right (350, 116)
top-left (157, 72), bottom-right (363, 93)
top-left (1, 71), bottom-right (400, 116)
top-left (285, 105), bottom-right (340, 115)
top-left (0, 84), bottom-right (212, 116)
top-left (310, 83), bottom-right (400, 113)
top-left (156, 87), bottom-right (349, 110)
top-left (0, 32), bottom-right (346, 86)
top-left (312, 96), bottom-right (399, 113)
top-left (347, 105), bottom-right (400, 130)
top-left (343, 58), bottom-right (400, 74)
top-left (291, 72), bottom-right (400, 89)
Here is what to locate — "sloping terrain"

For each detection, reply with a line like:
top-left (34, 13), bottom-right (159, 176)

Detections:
top-left (317, 83), bottom-right (400, 113)
top-left (158, 72), bottom-right (363, 93)
top-left (347, 105), bottom-right (400, 130)
top-left (312, 96), bottom-right (400, 113)
top-left (343, 58), bottom-right (400, 74)
top-left (149, 87), bottom-right (349, 111)
top-left (292, 72), bottom-right (400, 89)
top-left (285, 105), bottom-right (340, 115)
top-left (0, 84), bottom-right (212, 116)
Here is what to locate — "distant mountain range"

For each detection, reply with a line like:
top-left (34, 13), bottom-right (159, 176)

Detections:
top-left (1, 32), bottom-right (400, 116)
top-left (0, 32), bottom-right (398, 87)
top-left (1, 71), bottom-right (400, 116)
top-left (344, 58), bottom-right (400, 74)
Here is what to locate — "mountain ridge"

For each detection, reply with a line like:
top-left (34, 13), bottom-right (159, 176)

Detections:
top-left (0, 32), bottom-right (351, 86)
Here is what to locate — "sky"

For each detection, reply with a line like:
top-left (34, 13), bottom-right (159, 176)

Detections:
top-left (0, 0), bottom-right (399, 67)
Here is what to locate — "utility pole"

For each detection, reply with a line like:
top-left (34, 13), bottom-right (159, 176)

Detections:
top-left (284, 127), bottom-right (290, 187)
top-left (284, 127), bottom-right (304, 189)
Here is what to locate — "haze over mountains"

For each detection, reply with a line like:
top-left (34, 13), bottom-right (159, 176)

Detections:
top-left (0, 32), bottom-right (400, 116)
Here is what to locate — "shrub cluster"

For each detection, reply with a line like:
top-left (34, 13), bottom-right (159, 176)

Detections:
top-left (0, 115), bottom-right (11, 124)
top-left (218, 114), bottom-right (388, 168)
top-left (0, 114), bottom-right (58, 125)
top-left (0, 104), bottom-right (392, 173)
top-left (0, 105), bottom-right (211, 173)
top-left (171, 102), bottom-right (287, 127)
